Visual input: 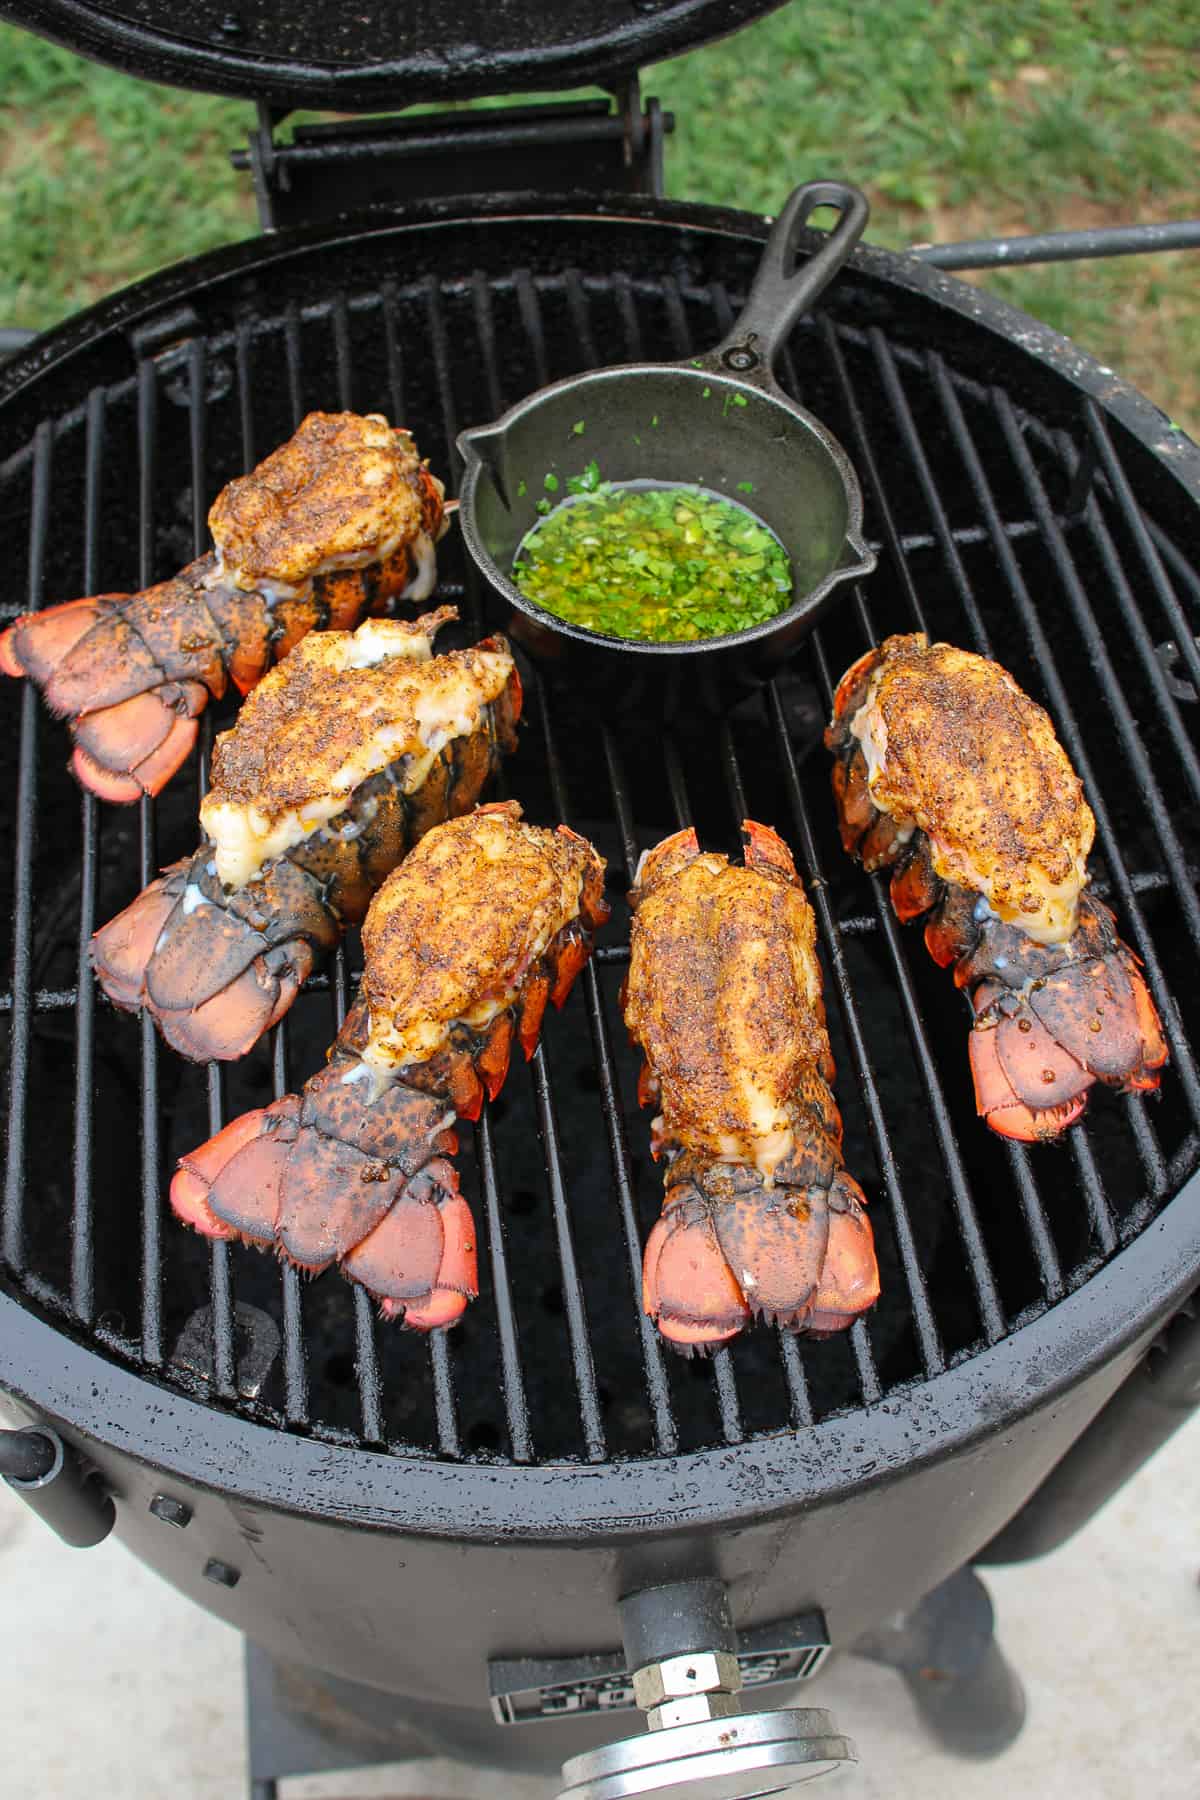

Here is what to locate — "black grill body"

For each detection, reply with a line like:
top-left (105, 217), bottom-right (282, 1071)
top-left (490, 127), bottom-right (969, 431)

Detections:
top-left (1, 197), bottom-right (1198, 1773)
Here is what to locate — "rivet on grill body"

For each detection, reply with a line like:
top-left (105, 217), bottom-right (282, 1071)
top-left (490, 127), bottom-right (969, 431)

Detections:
top-left (149, 1493), bottom-right (192, 1529)
top-left (204, 1558), bottom-right (241, 1588)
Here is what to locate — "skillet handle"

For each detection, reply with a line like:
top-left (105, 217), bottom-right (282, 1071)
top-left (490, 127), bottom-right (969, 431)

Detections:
top-left (713, 180), bottom-right (869, 379)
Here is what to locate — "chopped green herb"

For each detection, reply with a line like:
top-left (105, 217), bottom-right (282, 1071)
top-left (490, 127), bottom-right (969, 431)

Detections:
top-left (517, 479), bottom-right (527, 498)
top-left (633, 434), bottom-right (641, 446)
top-left (651, 415), bottom-right (659, 428)
top-left (733, 393), bottom-right (748, 408)
top-left (512, 480), bottom-right (792, 645)
top-left (736, 480), bottom-right (754, 493)
top-left (572, 420), bottom-right (586, 435)
top-left (566, 459), bottom-right (602, 495)
top-left (543, 473), bottom-right (559, 492)
top-left (702, 386), bottom-right (711, 399)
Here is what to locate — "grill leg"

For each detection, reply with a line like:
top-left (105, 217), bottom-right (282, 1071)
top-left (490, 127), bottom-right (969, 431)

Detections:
top-left (250, 1784), bottom-right (277, 1800)
top-left (852, 1565), bottom-right (1026, 1758)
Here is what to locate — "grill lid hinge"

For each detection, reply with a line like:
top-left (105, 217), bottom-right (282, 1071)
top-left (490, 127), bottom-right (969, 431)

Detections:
top-left (232, 78), bottom-right (672, 233)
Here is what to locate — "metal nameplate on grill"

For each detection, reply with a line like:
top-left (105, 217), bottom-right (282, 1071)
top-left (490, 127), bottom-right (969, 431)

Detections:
top-left (489, 1612), bottom-right (830, 1725)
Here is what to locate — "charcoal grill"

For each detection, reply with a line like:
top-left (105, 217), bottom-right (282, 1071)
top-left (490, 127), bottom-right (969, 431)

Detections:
top-left (2, 4), bottom-right (1200, 1797)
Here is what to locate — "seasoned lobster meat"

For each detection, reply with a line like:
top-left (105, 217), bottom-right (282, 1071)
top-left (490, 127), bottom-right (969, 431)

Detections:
top-left (826, 634), bottom-right (1168, 1142)
top-left (623, 820), bottom-right (879, 1354)
top-left (171, 803), bottom-right (609, 1328)
top-left (90, 608), bottom-right (521, 1061)
top-left (0, 412), bottom-right (447, 802)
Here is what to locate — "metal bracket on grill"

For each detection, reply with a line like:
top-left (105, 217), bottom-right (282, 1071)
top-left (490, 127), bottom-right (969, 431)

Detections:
top-left (552, 1580), bottom-right (853, 1798)
top-left (232, 78), bottom-right (672, 232)
top-left (489, 1608), bottom-right (830, 1724)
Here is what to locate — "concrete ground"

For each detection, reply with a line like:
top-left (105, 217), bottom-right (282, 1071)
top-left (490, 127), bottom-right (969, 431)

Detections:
top-left (1, 1415), bottom-right (1196, 1800)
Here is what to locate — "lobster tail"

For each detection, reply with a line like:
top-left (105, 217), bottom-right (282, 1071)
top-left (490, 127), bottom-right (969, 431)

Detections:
top-left (1, 560), bottom-right (254, 802)
top-left (828, 667), bottom-right (1170, 1142)
top-left (641, 1115), bottom-right (879, 1355)
top-left (171, 1009), bottom-right (477, 1328)
top-left (91, 851), bottom-right (337, 1063)
top-left (960, 898), bottom-right (1168, 1142)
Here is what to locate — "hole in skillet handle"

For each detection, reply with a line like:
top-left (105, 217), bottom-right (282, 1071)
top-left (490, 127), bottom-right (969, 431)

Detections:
top-left (454, 180), bottom-right (877, 714)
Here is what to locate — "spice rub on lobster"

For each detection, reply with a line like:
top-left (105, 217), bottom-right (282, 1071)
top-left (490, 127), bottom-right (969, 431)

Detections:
top-left (826, 633), bottom-right (1168, 1142)
top-left (623, 820), bottom-right (879, 1354)
top-left (171, 803), bottom-right (609, 1329)
top-left (0, 411), bottom-right (447, 802)
top-left (90, 608), bottom-right (521, 1062)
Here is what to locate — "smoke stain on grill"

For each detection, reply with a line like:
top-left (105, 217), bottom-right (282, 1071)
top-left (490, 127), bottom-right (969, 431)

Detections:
top-left (0, 220), bottom-right (1196, 1477)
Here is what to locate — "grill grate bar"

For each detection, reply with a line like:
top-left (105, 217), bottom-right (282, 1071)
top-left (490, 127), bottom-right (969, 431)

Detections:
top-left (136, 361), bottom-right (165, 1367)
top-left (601, 725), bottom-right (643, 881)
top-left (270, 1021), bottom-right (309, 1425)
top-left (424, 277), bottom-right (461, 496)
top-left (995, 392), bottom-right (1200, 960)
top-left (819, 324), bottom-right (1006, 1344)
top-left (2, 422), bottom-right (51, 1275)
top-left (931, 363), bottom-right (1200, 1130)
top-left (768, 674), bottom-right (943, 1373)
top-left (613, 271), bottom-right (644, 358)
top-left (284, 302), bottom-right (305, 428)
top-left (530, 1046), bottom-right (607, 1460)
top-left (1148, 519), bottom-right (1200, 614)
top-left (476, 1105), bottom-right (535, 1462)
top-left (187, 340), bottom-right (238, 1402)
top-left (327, 937), bottom-right (384, 1444)
top-left (1068, 1129), bottom-right (1118, 1258)
top-left (471, 274), bottom-right (505, 421)
top-left (566, 270), bottom-right (600, 369)
top-left (235, 318), bottom-right (256, 464)
top-left (205, 1055), bottom-right (236, 1399)
top-left (352, 1287), bottom-right (384, 1445)
top-left (717, 720), bottom-right (828, 1414)
top-left (381, 280), bottom-right (407, 424)
top-left (332, 293), bottom-right (354, 410)
top-left (582, 959), bottom-right (679, 1454)
top-left (1084, 403), bottom-right (1200, 698)
top-left (595, 726), bottom-right (679, 1455)
top-left (516, 271), bottom-right (551, 390)
top-left (712, 1348), bottom-right (743, 1444)
top-left (871, 335), bottom-right (1070, 1296)
top-left (69, 390), bottom-right (107, 1323)
top-left (777, 1332), bottom-right (813, 1428)
top-left (535, 688), bottom-right (609, 1461)
top-left (429, 1331), bottom-right (461, 1459)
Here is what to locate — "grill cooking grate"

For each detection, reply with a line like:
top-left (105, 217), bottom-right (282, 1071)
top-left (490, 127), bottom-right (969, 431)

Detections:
top-left (1, 220), bottom-right (1198, 1467)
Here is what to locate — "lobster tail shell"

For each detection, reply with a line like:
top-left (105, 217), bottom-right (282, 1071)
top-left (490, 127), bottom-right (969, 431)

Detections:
top-left (641, 1094), bottom-right (878, 1355)
top-left (827, 710), bottom-right (1170, 1141)
top-left (170, 1000), bottom-right (480, 1329)
top-left (91, 850), bottom-right (337, 1063)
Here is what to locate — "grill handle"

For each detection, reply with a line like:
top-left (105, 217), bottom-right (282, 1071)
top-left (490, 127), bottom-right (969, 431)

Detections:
top-left (707, 180), bottom-right (870, 383)
top-left (1, 1426), bottom-right (116, 1548)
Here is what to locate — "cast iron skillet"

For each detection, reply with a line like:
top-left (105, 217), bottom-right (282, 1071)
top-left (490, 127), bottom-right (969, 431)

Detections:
top-left (456, 179), bottom-right (876, 693)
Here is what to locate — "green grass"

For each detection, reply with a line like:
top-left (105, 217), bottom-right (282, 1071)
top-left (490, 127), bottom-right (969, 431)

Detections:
top-left (1, 3), bottom-right (1197, 428)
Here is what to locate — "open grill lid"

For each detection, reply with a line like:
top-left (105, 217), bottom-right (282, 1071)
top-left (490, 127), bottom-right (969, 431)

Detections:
top-left (1, 0), bottom-right (786, 108)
